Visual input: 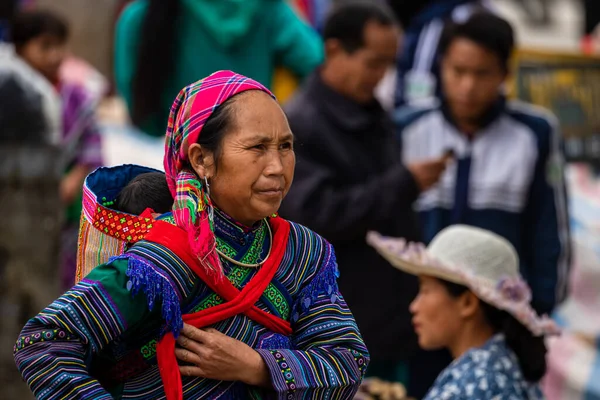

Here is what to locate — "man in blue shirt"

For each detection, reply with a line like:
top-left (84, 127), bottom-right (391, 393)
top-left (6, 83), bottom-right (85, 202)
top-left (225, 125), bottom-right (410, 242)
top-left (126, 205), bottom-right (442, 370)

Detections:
top-left (396, 12), bottom-right (570, 316)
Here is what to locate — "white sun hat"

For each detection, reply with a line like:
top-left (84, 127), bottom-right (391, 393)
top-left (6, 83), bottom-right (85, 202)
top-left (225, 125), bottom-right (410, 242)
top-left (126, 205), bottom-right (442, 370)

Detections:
top-left (367, 225), bottom-right (561, 337)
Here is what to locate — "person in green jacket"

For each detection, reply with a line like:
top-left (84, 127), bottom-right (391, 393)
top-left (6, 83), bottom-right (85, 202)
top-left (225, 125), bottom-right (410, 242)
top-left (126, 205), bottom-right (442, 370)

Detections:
top-left (114, 0), bottom-right (324, 137)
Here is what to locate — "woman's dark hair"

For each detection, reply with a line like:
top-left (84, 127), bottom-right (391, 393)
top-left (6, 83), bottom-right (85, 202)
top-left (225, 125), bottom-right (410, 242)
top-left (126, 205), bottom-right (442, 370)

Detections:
top-left (116, 172), bottom-right (173, 215)
top-left (11, 10), bottom-right (69, 49)
top-left (131, 0), bottom-right (180, 127)
top-left (323, 0), bottom-right (397, 54)
top-left (438, 12), bottom-right (515, 72)
top-left (440, 279), bottom-right (547, 382)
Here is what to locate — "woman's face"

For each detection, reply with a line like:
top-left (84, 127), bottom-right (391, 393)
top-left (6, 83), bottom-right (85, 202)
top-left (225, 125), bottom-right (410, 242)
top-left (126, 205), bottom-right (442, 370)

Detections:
top-left (409, 276), bottom-right (465, 350)
top-left (198, 91), bottom-right (295, 226)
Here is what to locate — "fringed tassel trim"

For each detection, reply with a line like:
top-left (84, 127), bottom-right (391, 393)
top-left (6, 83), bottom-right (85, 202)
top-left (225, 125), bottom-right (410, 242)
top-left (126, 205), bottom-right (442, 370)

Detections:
top-left (111, 254), bottom-right (184, 337)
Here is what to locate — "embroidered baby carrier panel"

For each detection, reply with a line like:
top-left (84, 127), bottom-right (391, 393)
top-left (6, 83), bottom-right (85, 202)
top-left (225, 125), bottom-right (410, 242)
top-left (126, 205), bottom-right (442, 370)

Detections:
top-left (76, 165), bottom-right (162, 283)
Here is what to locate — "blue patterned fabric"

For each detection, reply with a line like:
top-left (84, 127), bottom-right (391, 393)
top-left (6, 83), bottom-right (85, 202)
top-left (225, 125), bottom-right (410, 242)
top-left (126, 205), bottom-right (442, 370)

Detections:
top-left (424, 335), bottom-right (544, 400)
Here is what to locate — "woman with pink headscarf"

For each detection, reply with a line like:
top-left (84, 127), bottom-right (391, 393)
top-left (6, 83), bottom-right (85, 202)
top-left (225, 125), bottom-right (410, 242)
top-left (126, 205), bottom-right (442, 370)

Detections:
top-left (14, 71), bottom-right (368, 399)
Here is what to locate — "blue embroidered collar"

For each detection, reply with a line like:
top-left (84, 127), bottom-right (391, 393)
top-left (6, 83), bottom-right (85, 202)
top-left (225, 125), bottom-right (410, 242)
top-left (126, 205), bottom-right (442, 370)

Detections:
top-left (156, 209), bottom-right (270, 266)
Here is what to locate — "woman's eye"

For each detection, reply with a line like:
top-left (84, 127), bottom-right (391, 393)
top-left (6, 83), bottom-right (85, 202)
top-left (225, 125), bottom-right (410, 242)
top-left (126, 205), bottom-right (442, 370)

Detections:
top-left (280, 142), bottom-right (293, 150)
top-left (252, 144), bottom-right (266, 150)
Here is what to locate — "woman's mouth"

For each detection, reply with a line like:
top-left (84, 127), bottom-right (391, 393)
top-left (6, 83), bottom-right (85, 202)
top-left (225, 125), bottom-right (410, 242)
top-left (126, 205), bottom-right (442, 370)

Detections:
top-left (256, 188), bottom-right (283, 197)
top-left (412, 320), bottom-right (421, 332)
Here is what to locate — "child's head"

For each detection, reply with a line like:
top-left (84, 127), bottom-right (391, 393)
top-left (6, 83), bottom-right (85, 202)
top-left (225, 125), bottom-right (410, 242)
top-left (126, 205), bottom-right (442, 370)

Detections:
top-left (116, 172), bottom-right (173, 216)
top-left (12, 10), bottom-right (68, 83)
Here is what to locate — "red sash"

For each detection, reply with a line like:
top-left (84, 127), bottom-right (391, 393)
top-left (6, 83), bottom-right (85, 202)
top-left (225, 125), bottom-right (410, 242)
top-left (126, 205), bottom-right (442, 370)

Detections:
top-left (145, 217), bottom-right (292, 400)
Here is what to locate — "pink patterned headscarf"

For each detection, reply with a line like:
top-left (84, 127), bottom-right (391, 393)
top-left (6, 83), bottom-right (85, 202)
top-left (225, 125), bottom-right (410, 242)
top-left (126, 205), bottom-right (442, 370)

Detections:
top-left (164, 71), bottom-right (274, 273)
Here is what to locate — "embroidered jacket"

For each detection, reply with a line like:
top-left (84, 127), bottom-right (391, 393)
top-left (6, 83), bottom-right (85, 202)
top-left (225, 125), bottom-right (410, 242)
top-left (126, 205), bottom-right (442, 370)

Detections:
top-left (396, 99), bottom-right (571, 315)
top-left (14, 211), bottom-right (369, 399)
top-left (424, 335), bottom-right (545, 400)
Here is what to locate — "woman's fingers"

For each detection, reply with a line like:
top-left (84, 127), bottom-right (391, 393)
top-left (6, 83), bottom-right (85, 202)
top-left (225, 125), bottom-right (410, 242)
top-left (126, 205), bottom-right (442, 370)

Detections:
top-left (179, 365), bottom-right (207, 378)
top-left (175, 347), bottom-right (203, 366)
top-left (181, 323), bottom-right (210, 342)
top-left (177, 331), bottom-right (207, 358)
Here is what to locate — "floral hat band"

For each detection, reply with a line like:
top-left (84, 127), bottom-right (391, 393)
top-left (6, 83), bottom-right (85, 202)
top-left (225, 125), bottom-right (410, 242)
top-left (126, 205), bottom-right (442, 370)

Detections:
top-left (367, 225), bottom-right (561, 337)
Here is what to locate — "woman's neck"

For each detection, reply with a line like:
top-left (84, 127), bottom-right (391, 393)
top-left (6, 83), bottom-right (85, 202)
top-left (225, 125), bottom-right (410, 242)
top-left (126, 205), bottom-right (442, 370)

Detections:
top-left (448, 322), bottom-right (495, 359)
top-left (213, 206), bottom-right (262, 234)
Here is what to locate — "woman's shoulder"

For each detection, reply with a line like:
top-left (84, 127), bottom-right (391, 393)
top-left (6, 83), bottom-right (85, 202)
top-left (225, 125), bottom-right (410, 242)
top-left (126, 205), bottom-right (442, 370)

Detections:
top-left (116, 0), bottom-right (148, 37)
top-left (284, 219), bottom-right (333, 259)
top-left (278, 219), bottom-right (337, 284)
top-left (120, 0), bottom-right (148, 19)
top-left (457, 336), bottom-right (518, 376)
top-left (431, 336), bottom-right (536, 399)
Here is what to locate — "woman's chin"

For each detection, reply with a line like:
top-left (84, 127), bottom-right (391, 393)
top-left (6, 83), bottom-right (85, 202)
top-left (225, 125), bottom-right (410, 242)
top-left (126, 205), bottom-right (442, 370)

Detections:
top-left (252, 199), bottom-right (283, 218)
top-left (417, 336), bottom-right (439, 351)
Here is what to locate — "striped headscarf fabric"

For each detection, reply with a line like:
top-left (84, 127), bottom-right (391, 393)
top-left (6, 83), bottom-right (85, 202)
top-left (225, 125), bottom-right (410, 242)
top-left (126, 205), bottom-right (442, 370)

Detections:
top-left (163, 71), bottom-right (274, 273)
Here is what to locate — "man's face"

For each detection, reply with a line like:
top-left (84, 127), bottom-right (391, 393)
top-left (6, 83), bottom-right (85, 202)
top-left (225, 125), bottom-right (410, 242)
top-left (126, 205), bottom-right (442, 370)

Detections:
top-left (441, 38), bottom-right (507, 124)
top-left (330, 21), bottom-right (399, 104)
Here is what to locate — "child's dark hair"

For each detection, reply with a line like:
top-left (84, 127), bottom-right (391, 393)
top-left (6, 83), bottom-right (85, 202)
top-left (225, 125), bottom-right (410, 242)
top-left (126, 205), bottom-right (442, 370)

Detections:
top-left (440, 279), bottom-right (547, 382)
top-left (116, 172), bottom-right (173, 215)
top-left (11, 10), bottom-right (68, 49)
top-left (438, 12), bottom-right (515, 72)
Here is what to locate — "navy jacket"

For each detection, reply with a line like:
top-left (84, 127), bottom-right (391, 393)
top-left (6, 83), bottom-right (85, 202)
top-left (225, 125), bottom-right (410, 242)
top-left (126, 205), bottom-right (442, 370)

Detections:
top-left (396, 99), bottom-right (571, 315)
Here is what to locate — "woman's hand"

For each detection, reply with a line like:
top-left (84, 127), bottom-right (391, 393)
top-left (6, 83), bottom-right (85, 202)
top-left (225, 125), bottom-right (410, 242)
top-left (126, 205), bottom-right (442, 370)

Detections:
top-left (175, 324), bottom-right (271, 388)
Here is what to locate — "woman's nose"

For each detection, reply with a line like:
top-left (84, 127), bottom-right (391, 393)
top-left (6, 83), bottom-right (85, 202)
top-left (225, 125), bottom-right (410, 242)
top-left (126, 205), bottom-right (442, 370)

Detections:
top-left (409, 297), bottom-right (418, 314)
top-left (264, 150), bottom-right (284, 175)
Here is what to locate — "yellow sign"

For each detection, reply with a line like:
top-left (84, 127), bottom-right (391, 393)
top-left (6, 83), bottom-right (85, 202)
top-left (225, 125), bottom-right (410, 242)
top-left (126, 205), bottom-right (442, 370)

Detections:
top-left (511, 49), bottom-right (600, 162)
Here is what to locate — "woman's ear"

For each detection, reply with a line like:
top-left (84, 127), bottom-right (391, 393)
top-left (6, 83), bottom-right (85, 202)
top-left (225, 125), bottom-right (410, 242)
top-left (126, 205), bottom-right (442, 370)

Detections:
top-left (458, 291), bottom-right (481, 320)
top-left (187, 143), bottom-right (214, 179)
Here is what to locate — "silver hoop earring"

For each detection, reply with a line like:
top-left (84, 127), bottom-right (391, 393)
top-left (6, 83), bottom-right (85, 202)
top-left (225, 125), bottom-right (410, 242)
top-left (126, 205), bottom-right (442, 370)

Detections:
top-left (203, 176), bottom-right (214, 225)
top-left (203, 176), bottom-right (211, 198)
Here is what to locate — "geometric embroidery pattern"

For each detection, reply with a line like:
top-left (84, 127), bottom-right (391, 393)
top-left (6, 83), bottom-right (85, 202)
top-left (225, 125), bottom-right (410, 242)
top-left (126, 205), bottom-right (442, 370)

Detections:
top-left (92, 205), bottom-right (153, 243)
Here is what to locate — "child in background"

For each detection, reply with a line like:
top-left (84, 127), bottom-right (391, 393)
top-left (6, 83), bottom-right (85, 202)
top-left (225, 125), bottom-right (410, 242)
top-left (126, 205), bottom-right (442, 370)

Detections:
top-left (11, 10), bottom-right (103, 291)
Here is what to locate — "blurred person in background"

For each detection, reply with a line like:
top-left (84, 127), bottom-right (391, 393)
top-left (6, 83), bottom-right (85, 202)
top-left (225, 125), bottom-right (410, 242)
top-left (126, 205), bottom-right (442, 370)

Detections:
top-left (279, 2), bottom-right (451, 397)
top-left (114, 0), bottom-right (323, 138)
top-left (0, 0), bottom-right (60, 143)
top-left (543, 165), bottom-right (600, 400)
top-left (397, 12), bottom-right (570, 317)
top-left (368, 225), bottom-right (560, 400)
top-left (12, 10), bottom-right (103, 291)
top-left (389, 0), bottom-right (492, 108)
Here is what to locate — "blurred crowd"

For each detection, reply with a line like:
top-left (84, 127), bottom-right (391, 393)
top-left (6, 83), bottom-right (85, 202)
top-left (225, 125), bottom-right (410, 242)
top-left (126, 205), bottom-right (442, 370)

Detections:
top-left (1, 0), bottom-right (600, 399)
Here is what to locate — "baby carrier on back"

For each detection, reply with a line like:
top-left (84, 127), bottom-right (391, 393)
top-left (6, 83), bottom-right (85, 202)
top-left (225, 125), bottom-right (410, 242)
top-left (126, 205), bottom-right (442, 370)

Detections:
top-left (75, 164), bottom-right (162, 283)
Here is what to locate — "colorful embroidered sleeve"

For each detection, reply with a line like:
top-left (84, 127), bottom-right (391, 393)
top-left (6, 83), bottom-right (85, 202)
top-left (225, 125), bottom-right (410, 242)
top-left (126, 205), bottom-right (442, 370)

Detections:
top-left (256, 244), bottom-right (369, 399)
top-left (13, 259), bottom-right (151, 399)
